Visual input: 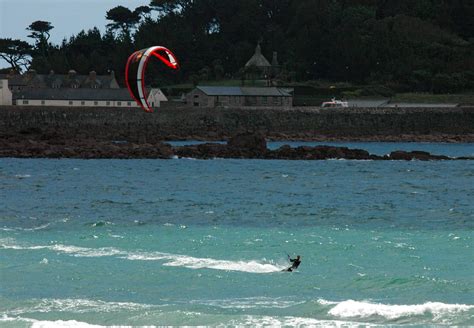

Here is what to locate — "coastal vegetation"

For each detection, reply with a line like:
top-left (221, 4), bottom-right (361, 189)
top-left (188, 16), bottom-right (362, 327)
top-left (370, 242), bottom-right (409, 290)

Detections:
top-left (0, 0), bottom-right (473, 96)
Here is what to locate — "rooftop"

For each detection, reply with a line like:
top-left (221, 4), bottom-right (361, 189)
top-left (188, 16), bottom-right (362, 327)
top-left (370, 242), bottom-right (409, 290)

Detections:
top-left (245, 44), bottom-right (271, 67)
top-left (197, 86), bottom-right (292, 97)
top-left (14, 88), bottom-right (134, 101)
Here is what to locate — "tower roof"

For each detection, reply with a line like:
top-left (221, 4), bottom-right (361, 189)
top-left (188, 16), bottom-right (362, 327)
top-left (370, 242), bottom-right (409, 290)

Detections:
top-left (245, 44), bottom-right (271, 67)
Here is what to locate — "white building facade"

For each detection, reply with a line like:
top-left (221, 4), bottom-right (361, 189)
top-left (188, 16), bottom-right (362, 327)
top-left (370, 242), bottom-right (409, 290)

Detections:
top-left (13, 88), bottom-right (167, 108)
top-left (0, 79), bottom-right (13, 105)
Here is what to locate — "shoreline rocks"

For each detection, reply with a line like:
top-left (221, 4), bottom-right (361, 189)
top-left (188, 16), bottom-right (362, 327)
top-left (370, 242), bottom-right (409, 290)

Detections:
top-left (0, 132), bottom-right (472, 161)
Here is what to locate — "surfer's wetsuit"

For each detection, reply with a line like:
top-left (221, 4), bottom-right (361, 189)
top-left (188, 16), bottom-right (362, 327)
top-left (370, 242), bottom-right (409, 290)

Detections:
top-left (285, 256), bottom-right (301, 272)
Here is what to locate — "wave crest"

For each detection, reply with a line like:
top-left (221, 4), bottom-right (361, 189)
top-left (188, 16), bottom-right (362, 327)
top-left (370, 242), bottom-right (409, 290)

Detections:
top-left (328, 300), bottom-right (473, 321)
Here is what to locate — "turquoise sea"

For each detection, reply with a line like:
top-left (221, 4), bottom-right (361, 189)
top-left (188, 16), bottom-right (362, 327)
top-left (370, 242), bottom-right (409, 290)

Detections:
top-left (1, 142), bottom-right (473, 327)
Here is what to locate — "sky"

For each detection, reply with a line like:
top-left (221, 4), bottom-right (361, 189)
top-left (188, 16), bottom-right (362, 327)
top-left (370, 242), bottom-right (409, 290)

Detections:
top-left (0, 0), bottom-right (151, 68)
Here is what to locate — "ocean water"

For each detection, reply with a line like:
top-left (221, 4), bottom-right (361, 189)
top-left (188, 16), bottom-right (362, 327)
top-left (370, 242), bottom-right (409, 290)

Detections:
top-left (1, 143), bottom-right (473, 327)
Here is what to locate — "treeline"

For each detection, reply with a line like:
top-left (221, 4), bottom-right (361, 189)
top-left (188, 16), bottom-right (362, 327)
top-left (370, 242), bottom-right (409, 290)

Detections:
top-left (1, 0), bottom-right (473, 93)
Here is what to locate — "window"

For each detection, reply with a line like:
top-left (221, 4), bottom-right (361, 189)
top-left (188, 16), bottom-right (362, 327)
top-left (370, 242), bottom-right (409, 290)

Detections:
top-left (69, 101), bottom-right (73, 105)
top-left (117, 101), bottom-right (121, 106)
top-left (106, 101), bottom-right (110, 106)
top-left (22, 100), bottom-right (29, 105)
top-left (81, 101), bottom-right (85, 106)
top-left (94, 101), bottom-right (98, 106)
top-left (41, 100), bottom-right (45, 105)
top-left (127, 102), bottom-right (131, 106)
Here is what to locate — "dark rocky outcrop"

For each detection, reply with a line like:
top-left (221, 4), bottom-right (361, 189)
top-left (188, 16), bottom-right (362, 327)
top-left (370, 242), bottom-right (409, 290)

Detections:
top-left (228, 132), bottom-right (267, 153)
top-left (0, 131), bottom-right (474, 161)
top-left (0, 135), bottom-right (173, 159)
top-left (172, 133), bottom-right (471, 161)
top-left (0, 128), bottom-right (472, 161)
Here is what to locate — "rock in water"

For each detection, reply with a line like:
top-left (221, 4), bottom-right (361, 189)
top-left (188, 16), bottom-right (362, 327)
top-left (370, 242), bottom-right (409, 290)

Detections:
top-left (227, 132), bottom-right (267, 153)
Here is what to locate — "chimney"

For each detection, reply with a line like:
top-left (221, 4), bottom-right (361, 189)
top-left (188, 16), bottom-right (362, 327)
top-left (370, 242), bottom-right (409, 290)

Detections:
top-left (89, 70), bottom-right (97, 81)
top-left (272, 52), bottom-right (279, 66)
top-left (68, 69), bottom-right (77, 78)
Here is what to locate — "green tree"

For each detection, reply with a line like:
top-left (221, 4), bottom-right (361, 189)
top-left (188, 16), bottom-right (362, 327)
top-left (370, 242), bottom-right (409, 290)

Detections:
top-left (134, 5), bottom-right (152, 20)
top-left (0, 38), bottom-right (32, 72)
top-left (27, 20), bottom-right (54, 57)
top-left (149, 0), bottom-right (193, 16)
top-left (106, 6), bottom-right (140, 38)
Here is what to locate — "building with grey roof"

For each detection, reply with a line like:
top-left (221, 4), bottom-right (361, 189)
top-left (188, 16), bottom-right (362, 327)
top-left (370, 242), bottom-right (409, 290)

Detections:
top-left (14, 87), bottom-right (167, 108)
top-left (0, 69), bottom-right (120, 92)
top-left (245, 44), bottom-right (271, 69)
top-left (186, 86), bottom-right (292, 108)
top-left (244, 44), bottom-right (281, 80)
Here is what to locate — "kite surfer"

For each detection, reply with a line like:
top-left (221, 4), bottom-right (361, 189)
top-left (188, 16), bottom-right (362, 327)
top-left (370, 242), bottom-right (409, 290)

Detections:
top-left (283, 255), bottom-right (301, 272)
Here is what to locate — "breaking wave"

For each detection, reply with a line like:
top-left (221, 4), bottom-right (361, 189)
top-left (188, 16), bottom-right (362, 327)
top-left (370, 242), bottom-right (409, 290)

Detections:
top-left (327, 299), bottom-right (473, 322)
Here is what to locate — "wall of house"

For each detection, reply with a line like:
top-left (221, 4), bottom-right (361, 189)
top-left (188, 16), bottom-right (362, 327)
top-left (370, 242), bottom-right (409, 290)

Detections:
top-left (185, 89), bottom-right (292, 108)
top-left (244, 96), bottom-right (291, 107)
top-left (185, 89), bottom-right (211, 107)
top-left (1, 105), bottom-right (473, 142)
top-left (147, 89), bottom-right (167, 108)
top-left (0, 80), bottom-right (13, 106)
top-left (14, 99), bottom-right (140, 107)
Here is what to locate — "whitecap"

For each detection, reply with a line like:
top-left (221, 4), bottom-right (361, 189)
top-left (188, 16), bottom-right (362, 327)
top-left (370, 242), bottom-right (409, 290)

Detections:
top-left (14, 174), bottom-right (31, 179)
top-left (23, 223), bottom-right (51, 231)
top-left (227, 315), bottom-right (379, 327)
top-left (193, 297), bottom-right (303, 309)
top-left (328, 300), bottom-right (474, 321)
top-left (32, 320), bottom-right (105, 328)
top-left (5, 298), bottom-right (156, 316)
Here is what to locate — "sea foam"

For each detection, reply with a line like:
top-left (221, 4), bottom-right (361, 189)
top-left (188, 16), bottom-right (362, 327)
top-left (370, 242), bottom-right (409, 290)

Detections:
top-left (0, 239), bottom-right (284, 273)
top-left (328, 300), bottom-right (474, 321)
top-left (228, 315), bottom-right (381, 327)
top-left (4, 298), bottom-right (155, 317)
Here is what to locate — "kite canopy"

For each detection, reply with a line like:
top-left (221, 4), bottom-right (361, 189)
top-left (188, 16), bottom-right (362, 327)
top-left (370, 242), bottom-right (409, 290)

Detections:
top-left (125, 46), bottom-right (179, 112)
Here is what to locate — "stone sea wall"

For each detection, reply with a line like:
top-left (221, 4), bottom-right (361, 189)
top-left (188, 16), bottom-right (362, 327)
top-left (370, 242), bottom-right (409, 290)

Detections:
top-left (1, 104), bottom-right (474, 142)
